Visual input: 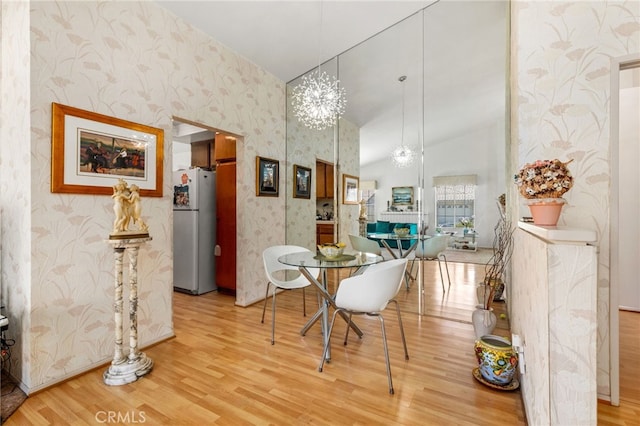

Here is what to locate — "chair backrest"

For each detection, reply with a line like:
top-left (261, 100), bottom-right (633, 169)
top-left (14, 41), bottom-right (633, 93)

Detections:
top-left (334, 259), bottom-right (407, 313)
top-left (415, 235), bottom-right (450, 259)
top-left (349, 234), bottom-right (382, 256)
top-left (262, 245), bottom-right (319, 282)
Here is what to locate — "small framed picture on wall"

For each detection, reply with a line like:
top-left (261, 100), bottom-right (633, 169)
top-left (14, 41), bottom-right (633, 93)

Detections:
top-left (293, 165), bottom-right (311, 199)
top-left (256, 156), bottom-right (279, 197)
top-left (342, 174), bottom-right (359, 205)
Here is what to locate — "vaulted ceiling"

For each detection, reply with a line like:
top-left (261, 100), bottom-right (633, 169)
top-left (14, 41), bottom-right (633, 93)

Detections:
top-left (156, 1), bottom-right (507, 166)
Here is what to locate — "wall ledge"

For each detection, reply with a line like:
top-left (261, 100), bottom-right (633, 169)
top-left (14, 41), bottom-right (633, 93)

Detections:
top-left (518, 221), bottom-right (596, 245)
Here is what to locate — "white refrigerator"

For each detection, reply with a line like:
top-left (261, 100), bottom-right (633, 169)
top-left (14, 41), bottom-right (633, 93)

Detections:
top-left (173, 168), bottom-right (217, 294)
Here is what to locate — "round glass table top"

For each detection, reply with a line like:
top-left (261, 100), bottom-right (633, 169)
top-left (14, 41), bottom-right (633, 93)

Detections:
top-left (278, 250), bottom-right (384, 269)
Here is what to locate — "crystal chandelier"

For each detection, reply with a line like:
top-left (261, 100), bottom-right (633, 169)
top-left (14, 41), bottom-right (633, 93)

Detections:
top-left (290, 0), bottom-right (346, 131)
top-left (391, 75), bottom-right (416, 168)
top-left (291, 69), bottom-right (347, 130)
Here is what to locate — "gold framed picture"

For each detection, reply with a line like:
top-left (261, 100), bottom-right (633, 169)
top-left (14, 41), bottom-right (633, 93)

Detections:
top-left (51, 103), bottom-right (164, 197)
top-left (342, 174), bottom-right (359, 205)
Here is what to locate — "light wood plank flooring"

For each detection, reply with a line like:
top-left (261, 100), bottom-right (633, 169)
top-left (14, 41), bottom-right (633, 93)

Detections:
top-left (4, 261), bottom-right (638, 425)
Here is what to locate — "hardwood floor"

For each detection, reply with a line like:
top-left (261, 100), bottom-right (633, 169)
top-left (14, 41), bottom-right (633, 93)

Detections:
top-left (4, 262), bottom-right (638, 425)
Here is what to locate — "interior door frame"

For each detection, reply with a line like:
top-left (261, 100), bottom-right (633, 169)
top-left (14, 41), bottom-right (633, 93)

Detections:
top-left (609, 53), bottom-right (640, 407)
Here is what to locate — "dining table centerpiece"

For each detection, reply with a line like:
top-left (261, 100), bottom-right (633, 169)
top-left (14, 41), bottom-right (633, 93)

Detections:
top-left (513, 159), bottom-right (573, 226)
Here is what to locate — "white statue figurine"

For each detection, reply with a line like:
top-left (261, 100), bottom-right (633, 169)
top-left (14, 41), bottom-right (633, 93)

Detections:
top-left (111, 178), bottom-right (149, 236)
top-left (359, 198), bottom-right (368, 220)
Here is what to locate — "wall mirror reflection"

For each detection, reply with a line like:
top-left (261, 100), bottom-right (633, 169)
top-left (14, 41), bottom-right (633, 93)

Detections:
top-left (285, 0), bottom-right (508, 316)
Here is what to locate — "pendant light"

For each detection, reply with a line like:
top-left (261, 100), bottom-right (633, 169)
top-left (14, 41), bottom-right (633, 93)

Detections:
top-left (291, 1), bottom-right (347, 130)
top-left (391, 75), bottom-right (415, 168)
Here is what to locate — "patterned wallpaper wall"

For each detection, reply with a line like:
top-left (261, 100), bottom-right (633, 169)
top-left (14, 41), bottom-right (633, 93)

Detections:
top-left (9, 0), bottom-right (287, 391)
top-left (510, 0), bottom-right (640, 403)
top-left (0, 0), bottom-right (33, 390)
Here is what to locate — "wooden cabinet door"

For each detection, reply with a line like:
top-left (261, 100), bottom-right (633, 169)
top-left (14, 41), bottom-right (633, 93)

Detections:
top-left (317, 224), bottom-right (334, 245)
top-left (214, 133), bottom-right (236, 161)
top-left (215, 162), bottom-right (236, 291)
top-left (326, 163), bottom-right (334, 198)
top-left (191, 141), bottom-right (210, 168)
top-left (316, 162), bottom-right (326, 198)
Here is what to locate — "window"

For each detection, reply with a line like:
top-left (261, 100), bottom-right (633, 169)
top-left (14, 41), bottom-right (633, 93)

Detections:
top-left (433, 175), bottom-right (477, 229)
top-left (363, 190), bottom-right (376, 222)
top-left (359, 180), bottom-right (377, 223)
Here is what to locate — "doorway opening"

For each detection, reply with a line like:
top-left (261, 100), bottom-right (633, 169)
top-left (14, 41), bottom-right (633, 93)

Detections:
top-left (171, 117), bottom-right (239, 296)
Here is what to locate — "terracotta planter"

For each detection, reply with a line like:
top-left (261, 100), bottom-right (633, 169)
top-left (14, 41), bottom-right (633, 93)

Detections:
top-left (527, 198), bottom-right (566, 226)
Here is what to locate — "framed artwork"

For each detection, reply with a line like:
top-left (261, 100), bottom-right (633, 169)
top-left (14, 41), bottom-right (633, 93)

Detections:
top-left (293, 164), bottom-right (311, 199)
top-left (392, 186), bottom-right (414, 206)
top-left (342, 174), bottom-right (359, 205)
top-left (51, 102), bottom-right (164, 197)
top-left (256, 156), bottom-right (279, 196)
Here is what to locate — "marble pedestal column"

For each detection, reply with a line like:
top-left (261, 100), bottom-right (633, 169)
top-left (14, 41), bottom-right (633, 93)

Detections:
top-left (358, 217), bottom-right (367, 237)
top-left (104, 236), bottom-right (154, 386)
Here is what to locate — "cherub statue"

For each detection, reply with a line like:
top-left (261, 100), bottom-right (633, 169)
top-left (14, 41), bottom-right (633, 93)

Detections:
top-left (111, 178), bottom-right (149, 236)
top-left (359, 198), bottom-right (368, 220)
top-left (127, 184), bottom-right (149, 232)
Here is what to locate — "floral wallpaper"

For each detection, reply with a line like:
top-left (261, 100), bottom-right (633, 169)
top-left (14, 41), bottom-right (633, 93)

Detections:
top-left (3, 0), bottom-right (286, 391)
top-left (0, 0), bottom-right (32, 389)
top-left (510, 0), bottom-right (640, 408)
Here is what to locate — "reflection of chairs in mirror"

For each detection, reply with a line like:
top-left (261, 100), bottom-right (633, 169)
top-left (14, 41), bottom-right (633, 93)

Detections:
top-left (261, 245), bottom-right (319, 344)
top-left (318, 259), bottom-right (409, 394)
top-left (348, 234), bottom-right (383, 257)
top-left (410, 235), bottom-right (451, 293)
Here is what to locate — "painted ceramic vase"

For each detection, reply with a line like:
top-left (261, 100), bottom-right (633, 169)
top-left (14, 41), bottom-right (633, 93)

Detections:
top-left (474, 335), bottom-right (518, 385)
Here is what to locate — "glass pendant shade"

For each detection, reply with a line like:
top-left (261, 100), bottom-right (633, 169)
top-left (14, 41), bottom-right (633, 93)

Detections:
top-left (391, 75), bottom-right (415, 168)
top-left (291, 69), bottom-right (347, 130)
top-left (391, 145), bottom-right (416, 168)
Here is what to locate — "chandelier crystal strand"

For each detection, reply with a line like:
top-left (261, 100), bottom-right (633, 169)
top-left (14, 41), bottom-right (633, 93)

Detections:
top-left (291, 70), bottom-right (347, 130)
top-left (392, 75), bottom-right (415, 168)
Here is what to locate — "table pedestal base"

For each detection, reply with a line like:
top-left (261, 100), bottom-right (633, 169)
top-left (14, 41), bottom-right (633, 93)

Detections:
top-left (103, 353), bottom-right (154, 386)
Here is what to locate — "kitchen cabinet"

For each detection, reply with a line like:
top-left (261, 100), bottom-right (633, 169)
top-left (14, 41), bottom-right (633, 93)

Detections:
top-left (316, 223), bottom-right (335, 245)
top-left (214, 133), bottom-right (236, 161)
top-left (316, 161), bottom-right (334, 199)
top-left (191, 139), bottom-right (213, 168)
top-left (215, 134), bottom-right (237, 293)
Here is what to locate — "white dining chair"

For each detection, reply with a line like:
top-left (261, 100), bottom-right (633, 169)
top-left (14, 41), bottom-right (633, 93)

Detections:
top-left (348, 234), bottom-right (383, 256)
top-left (410, 235), bottom-right (451, 293)
top-left (262, 245), bottom-right (320, 345)
top-left (318, 258), bottom-right (409, 394)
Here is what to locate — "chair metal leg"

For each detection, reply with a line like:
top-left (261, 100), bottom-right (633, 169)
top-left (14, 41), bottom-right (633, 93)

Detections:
top-left (439, 254), bottom-right (451, 289)
top-left (261, 282), bottom-right (271, 324)
top-left (376, 314), bottom-right (394, 394)
top-left (302, 287), bottom-right (306, 316)
top-left (390, 299), bottom-right (409, 360)
top-left (343, 312), bottom-right (353, 345)
top-left (319, 309), bottom-right (341, 372)
top-left (436, 258), bottom-right (446, 293)
top-left (270, 290), bottom-right (277, 345)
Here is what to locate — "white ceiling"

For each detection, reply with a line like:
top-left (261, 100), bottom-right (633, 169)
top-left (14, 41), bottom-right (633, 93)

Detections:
top-left (155, 1), bottom-right (507, 166)
top-left (156, 1), bottom-right (435, 82)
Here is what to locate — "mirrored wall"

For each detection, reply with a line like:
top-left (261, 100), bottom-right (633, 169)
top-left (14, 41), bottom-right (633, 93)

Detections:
top-left (285, 0), bottom-right (508, 314)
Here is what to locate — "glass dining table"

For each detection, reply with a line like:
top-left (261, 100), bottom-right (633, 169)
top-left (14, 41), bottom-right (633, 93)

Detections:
top-left (366, 232), bottom-right (421, 259)
top-left (278, 250), bottom-right (384, 360)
